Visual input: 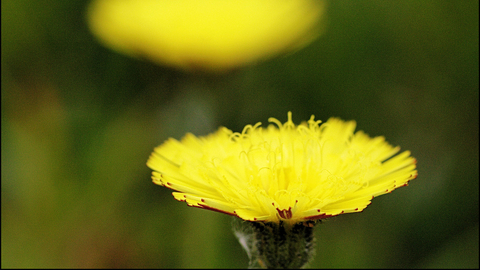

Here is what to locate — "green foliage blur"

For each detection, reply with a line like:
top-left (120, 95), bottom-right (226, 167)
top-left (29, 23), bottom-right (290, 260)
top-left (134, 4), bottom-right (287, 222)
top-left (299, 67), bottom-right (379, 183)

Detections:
top-left (2, 0), bottom-right (478, 268)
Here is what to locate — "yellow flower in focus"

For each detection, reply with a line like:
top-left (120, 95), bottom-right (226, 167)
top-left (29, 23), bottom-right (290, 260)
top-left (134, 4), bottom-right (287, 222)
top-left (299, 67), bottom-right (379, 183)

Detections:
top-left (147, 112), bottom-right (417, 225)
top-left (87, 0), bottom-right (326, 72)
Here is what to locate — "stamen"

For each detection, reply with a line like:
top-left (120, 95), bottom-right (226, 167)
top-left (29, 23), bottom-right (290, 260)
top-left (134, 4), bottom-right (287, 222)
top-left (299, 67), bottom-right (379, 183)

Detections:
top-left (276, 207), bottom-right (293, 219)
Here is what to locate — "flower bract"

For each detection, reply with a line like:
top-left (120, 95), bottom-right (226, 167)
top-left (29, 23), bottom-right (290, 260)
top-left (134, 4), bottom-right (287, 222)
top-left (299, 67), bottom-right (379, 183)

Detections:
top-left (147, 112), bottom-right (417, 225)
top-left (87, 0), bottom-right (326, 72)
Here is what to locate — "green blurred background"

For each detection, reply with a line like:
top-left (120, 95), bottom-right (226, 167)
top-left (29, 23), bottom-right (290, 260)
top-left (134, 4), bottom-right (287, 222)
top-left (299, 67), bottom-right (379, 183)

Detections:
top-left (2, 0), bottom-right (478, 268)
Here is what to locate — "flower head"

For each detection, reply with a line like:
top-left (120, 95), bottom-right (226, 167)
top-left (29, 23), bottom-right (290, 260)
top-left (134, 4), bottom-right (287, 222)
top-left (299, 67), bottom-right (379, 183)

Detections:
top-left (87, 0), bottom-right (326, 72)
top-left (147, 112), bottom-right (417, 225)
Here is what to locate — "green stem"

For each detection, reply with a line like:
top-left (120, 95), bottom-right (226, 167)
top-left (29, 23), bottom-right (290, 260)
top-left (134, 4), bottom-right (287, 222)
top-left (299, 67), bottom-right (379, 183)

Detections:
top-left (232, 218), bottom-right (317, 269)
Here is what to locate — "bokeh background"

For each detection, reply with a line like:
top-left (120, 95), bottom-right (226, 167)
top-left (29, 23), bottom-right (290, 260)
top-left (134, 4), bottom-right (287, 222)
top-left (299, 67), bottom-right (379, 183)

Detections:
top-left (2, 0), bottom-right (478, 268)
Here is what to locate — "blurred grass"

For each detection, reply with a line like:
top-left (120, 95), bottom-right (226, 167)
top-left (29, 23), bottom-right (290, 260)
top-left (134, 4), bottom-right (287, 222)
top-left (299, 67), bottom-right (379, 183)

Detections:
top-left (2, 0), bottom-right (478, 268)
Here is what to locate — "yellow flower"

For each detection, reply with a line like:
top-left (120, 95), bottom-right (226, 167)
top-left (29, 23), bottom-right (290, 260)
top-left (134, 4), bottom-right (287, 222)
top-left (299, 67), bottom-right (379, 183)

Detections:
top-left (87, 0), bottom-right (326, 72)
top-left (147, 112), bottom-right (417, 225)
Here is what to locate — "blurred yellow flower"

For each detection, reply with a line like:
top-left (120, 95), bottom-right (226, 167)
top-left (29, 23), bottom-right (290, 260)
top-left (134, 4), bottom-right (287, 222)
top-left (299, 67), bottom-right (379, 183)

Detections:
top-left (147, 112), bottom-right (417, 225)
top-left (87, 0), bottom-right (326, 72)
